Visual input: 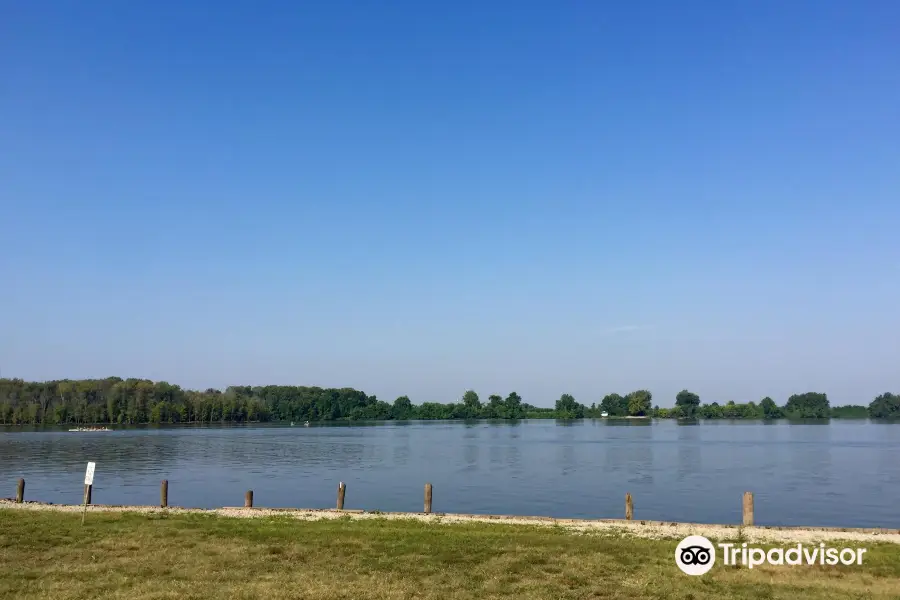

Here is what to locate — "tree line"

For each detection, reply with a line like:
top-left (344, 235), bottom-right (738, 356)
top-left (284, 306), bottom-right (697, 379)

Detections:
top-left (0, 377), bottom-right (897, 425)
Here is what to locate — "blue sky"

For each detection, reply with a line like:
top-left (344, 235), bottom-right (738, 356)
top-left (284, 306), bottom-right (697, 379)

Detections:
top-left (2, 1), bottom-right (898, 407)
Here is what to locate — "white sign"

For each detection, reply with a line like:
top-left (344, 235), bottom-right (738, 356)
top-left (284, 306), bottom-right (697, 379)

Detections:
top-left (84, 462), bottom-right (96, 486)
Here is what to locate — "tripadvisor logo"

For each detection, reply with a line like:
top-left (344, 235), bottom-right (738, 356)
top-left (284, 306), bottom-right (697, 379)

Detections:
top-left (676, 535), bottom-right (716, 575)
top-left (675, 535), bottom-right (867, 575)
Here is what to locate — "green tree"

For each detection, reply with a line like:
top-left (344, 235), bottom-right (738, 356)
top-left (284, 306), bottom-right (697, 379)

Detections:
top-left (742, 401), bottom-right (762, 419)
top-left (675, 389), bottom-right (700, 418)
top-left (625, 390), bottom-right (652, 416)
top-left (504, 392), bottom-right (523, 419)
top-left (699, 402), bottom-right (721, 418)
top-left (555, 394), bottom-right (584, 418)
top-left (483, 394), bottom-right (505, 418)
top-left (784, 392), bottom-right (830, 419)
top-left (460, 390), bottom-right (481, 419)
top-left (722, 400), bottom-right (742, 418)
top-left (760, 396), bottom-right (782, 419)
top-left (868, 393), bottom-right (900, 419)
top-left (391, 396), bottom-right (413, 420)
top-left (462, 390), bottom-right (480, 407)
top-left (599, 393), bottom-right (628, 416)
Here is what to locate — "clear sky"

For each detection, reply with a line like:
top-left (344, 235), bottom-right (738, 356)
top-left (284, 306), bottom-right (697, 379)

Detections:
top-left (2, 1), bottom-right (898, 407)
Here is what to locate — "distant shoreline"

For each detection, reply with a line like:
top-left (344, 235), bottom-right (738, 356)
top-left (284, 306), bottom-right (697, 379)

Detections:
top-left (0, 415), bottom-right (885, 429)
top-left (3, 378), bottom-right (895, 424)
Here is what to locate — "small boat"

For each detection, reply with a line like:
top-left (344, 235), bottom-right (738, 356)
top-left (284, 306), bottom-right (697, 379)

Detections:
top-left (290, 421), bottom-right (295, 427)
top-left (68, 426), bottom-right (112, 432)
top-left (304, 421), bottom-right (310, 427)
top-left (600, 412), bottom-right (609, 418)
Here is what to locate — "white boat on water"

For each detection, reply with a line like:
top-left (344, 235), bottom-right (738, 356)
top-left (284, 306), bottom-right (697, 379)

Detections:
top-left (68, 427), bottom-right (112, 432)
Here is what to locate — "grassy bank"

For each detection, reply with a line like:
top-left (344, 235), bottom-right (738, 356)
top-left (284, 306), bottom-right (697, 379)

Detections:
top-left (1, 509), bottom-right (899, 599)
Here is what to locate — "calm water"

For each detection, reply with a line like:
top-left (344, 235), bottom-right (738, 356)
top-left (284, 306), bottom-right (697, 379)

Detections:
top-left (2, 420), bottom-right (898, 528)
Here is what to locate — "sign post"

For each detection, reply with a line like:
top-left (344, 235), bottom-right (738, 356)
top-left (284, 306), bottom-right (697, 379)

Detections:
top-left (82, 462), bottom-right (95, 525)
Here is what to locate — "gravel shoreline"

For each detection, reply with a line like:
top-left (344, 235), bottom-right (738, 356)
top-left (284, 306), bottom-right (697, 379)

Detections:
top-left (3, 500), bottom-right (898, 545)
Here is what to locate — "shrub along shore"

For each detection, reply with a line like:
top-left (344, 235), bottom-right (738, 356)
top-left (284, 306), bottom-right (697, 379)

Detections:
top-left (1, 504), bottom-right (899, 599)
top-left (1, 377), bottom-right (898, 425)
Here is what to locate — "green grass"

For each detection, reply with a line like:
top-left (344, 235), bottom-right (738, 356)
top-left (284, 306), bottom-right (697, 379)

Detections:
top-left (1, 509), bottom-right (898, 599)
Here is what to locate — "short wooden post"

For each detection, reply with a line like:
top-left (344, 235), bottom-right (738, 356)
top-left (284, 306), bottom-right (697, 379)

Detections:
top-left (625, 493), bottom-right (633, 520)
top-left (81, 483), bottom-right (93, 525)
top-left (16, 478), bottom-right (24, 504)
top-left (160, 480), bottom-right (168, 508)
top-left (337, 482), bottom-right (346, 510)
top-left (742, 491), bottom-right (754, 526)
top-left (244, 490), bottom-right (253, 508)
top-left (424, 483), bottom-right (433, 514)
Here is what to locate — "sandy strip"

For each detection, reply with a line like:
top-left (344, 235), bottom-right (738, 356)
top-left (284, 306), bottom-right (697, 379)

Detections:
top-left (2, 500), bottom-right (898, 545)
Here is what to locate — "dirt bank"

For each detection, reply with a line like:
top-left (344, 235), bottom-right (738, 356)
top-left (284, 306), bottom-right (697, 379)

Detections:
top-left (3, 499), bottom-right (897, 545)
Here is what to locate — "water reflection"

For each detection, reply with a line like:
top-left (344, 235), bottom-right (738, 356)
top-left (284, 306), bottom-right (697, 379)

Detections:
top-left (626, 445), bottom-right (654, 485)
top-left (790, 423), bottom-right (833, 487)
top-left (558, 443), bottom-right (576, 475)
top-left (505, 444), bottom-right (523, 479)
top-left (392, 426), bottom-right (410, 467)
top-left (676, 424), bottom-right (701, 481)
top-left (599, 419), bottom-right (653, 427)
top-left (462, 425), bottom-right (480, 473)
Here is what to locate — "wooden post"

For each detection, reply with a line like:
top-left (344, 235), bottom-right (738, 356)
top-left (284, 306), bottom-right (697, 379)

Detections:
top-left (742, 491), bottom-right (754, 526)
top-left (244, 490), bottom-right (253, 508)
top-left (424, 483), bottom-right (433, 514)
top-left (16, 478), bottom-right (24, 504)
top-left (81, 483), bottom-right (92, 525)
top-left (337, 482), bottom-right (346, 510)
top-left (625, 493), bottom-right (633, 520)
top-left (160, 480), bottom-right (168, 508)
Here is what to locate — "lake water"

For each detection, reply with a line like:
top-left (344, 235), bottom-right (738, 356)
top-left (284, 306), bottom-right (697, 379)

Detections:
top-left (1, 420), bottom-right (898, 528)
